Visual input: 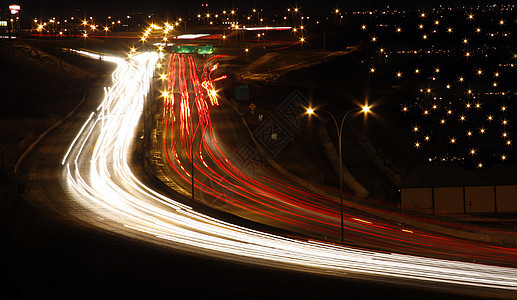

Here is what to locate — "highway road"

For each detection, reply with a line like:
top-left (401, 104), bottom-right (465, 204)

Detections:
top-left (17, 49), bottom-right (517, 298)
top-left (158, 52), bottom-right (517, 268)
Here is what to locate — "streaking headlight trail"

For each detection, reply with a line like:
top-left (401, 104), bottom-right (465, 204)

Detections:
top-left (62, 50), bottom-right (517, 293)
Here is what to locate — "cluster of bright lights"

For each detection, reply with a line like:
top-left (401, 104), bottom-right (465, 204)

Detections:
top-left (30, 15), bottom-right (136, 38)
top-left (61, 50), bottom-right (517, 292)
top-left (140, 23), bottom-right (173, 43)
top-left (363, 9), bottom-right (514, 167)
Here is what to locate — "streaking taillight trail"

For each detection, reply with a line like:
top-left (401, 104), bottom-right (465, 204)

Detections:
top-left (62, 50), bottom-right (517, 294)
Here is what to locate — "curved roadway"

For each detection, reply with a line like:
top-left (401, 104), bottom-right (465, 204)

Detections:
top-left (18, 50), bottom-right (517, 298)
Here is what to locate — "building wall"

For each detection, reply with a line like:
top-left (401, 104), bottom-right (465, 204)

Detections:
top-left (496, 186), bottom-right (517, 212)
top-left (465, 186), bottom-right (495, 213)
top-left (400, 188), bottom-right (432, 211)
top-left (434, 187), bottom-right (464, 213)
top-left (401, 185), bottom-right (517, 214)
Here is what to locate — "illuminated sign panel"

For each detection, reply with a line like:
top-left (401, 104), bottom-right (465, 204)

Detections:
top-left (171, 45), bottom-right (196, 53)
top-left (198, 45), bottom-right (213, 55)
top-left (9, 4), bottom-right (20, 14)
top-left (0, 21), bottom-right (7, 27)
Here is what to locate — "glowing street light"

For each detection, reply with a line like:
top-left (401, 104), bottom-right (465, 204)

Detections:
top-left (306, 105), bottom-right (371, 242)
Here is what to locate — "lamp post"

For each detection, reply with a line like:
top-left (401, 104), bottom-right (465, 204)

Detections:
top-left (190, 98), bottom-right (196, 203)
top-left (306, 105), bottom-right (370, 242)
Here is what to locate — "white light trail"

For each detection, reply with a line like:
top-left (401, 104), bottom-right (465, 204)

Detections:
top-left (61, 111), bottom-right (95, 165)
top-left (62, 50), bottom-right (517, 294)
top-left (174, 34), bottom-right (210, 39)
top-left (239, 26), bottom-right (292, 31)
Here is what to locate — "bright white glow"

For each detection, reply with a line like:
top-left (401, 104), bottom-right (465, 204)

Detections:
top-left (239, 26), bottom-right (292, 31)
top-left (62, 50), bottom-right (517, 292)
top-left (174, 34), bottom-right (210, 39)
top-left (153, 42), bottom-right (175, 47)
top-left (61, 112), bottom-right (95, 165)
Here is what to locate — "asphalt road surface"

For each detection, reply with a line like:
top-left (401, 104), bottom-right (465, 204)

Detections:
top-left (7, 49), bottom-right (517, 298)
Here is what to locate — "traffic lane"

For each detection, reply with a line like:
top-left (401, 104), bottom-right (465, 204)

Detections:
top-left (57, 52), bottom-right (517, 296)
top-left (156, 55), bottom-right (517, 267)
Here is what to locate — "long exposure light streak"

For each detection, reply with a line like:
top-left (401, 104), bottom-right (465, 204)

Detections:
top-left (163, 54), bottom-right (517, 266)
top-left (62, 50), bottom-right (517, 293)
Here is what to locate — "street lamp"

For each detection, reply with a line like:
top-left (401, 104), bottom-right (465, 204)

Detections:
top-left (190, 98), bottom-right (196, 203)
top-left (306, 105), bottom-right (371, 242)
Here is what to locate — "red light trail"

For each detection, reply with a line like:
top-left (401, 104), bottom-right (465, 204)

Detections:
top-left (160, 53), bottom-right (517, 266)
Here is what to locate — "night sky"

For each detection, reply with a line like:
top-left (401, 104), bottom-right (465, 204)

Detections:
top-left (4, 0), bottom-right (512, 19)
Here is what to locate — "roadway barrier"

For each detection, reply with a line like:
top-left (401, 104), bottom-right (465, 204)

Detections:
top-left (402, 185), bottom-right (517, 214)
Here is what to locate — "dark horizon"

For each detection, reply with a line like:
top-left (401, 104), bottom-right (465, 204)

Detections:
top-left (4, 0), bottom-right (515, 19)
